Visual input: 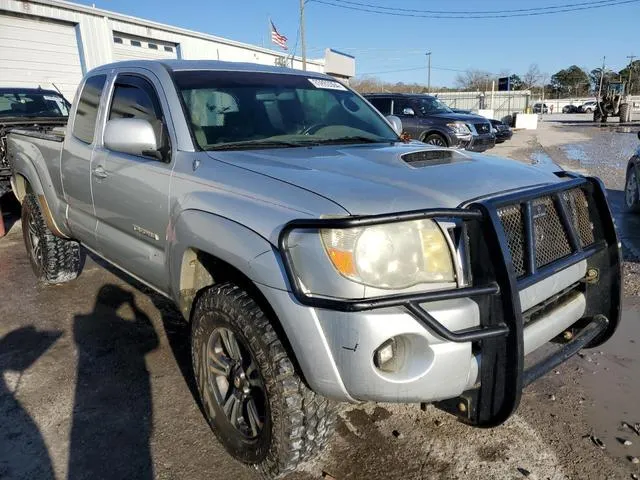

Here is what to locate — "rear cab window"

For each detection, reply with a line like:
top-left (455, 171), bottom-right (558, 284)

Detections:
top-left (72, 75), bottom-right (107, 144)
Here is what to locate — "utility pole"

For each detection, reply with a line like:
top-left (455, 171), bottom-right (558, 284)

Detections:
top-left (300, 0), bottom-right (307, 71)
top-left (598, 56), bottom-right (606, 99)
top-left (627, 55), bottom-right (636, 94)
top-left (426, 52), bottom-right (432, 93)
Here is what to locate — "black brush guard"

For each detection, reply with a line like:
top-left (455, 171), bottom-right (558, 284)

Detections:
top-left (278, 175), bottom-right (621, 427)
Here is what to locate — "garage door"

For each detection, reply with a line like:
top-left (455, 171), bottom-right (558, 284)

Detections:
top-left (0, 13), bottom-right (83, 102)
top-left (112, 33), bottom-right (178, 62)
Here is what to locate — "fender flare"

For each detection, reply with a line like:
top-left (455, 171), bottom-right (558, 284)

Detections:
top-left (11, 158), bottom-right (69, 238)
top-left (168, 209), bottom-right (289, 309)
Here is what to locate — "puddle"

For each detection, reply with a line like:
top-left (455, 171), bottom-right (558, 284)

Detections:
top-left (562, 145), bottom-right (593, 166)
top-left (530, 150), bottom-right (555, 165)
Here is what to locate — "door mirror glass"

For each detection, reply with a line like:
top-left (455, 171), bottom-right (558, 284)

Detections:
top-left (402, 107), bottom-right (415, 116)
top-left (385, 115), bottom-right (403, 135)
top-left (104, 118), bottom-right (161, 159)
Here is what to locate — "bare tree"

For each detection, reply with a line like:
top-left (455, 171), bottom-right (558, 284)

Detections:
top-left (522, 64), bottom-right (542, 90)
top-left (454, 69), bottom-right (494, 91)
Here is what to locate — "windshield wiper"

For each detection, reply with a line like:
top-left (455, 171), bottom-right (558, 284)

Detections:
top-left (205, 139), bottom-right (306, 151)
top-left (313, 136), bottom-right (396, 145)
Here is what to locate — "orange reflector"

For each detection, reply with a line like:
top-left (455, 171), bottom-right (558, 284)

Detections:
top-left (327, 248), bottom-right (356, 276)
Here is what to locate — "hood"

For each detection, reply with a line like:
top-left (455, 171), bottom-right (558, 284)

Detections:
top-left (207, 143), bottom-right (563, 216)
top-left (429, 112), bottom-right (489, 123)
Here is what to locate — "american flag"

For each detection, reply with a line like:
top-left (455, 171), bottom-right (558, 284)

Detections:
top-left (270, 20), bottom-right (288, 50)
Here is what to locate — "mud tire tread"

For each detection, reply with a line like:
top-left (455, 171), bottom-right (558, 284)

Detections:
top-left (191, 282), bottom-right (337, 479)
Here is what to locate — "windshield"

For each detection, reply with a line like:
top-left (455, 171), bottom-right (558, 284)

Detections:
top-left (413, 96), bottom-right (453, 115)
top-left (0, 91), bottom-right (69, 118)
top-left (173, 70), bottom-right (399, 150)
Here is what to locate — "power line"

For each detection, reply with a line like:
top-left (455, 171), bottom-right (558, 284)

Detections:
top-left (311, 0), bottom-right (633, 14)
top-left (309, 0), bottom-right (640, 19)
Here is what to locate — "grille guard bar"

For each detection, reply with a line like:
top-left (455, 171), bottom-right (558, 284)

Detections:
top-left (277, 175), bottom-right (622, 427)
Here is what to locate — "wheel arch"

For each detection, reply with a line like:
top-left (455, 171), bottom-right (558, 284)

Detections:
top-left (420, 129), bottom-right (450, 145)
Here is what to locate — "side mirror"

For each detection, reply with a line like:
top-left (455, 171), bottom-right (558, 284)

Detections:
top-left (402, 107), bottom-right (415, 116)
top-left (637, 131), bottom-right (640, 141)
top-left (104, 118), bottom-right (161, 159)
top-left (385, 115), bottom-right (403, 135)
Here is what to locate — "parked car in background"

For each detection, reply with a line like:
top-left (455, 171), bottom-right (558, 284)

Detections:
top-left (562, 104), bottom-right (580, 113)
top-left (0, 87), bottom-right (70, 201)
top-left (532, 103), bottom-right (549, 114)
top-left (578, 101), bottom-right (597, 113)
top-left (489, 118), bottom-right (513, 143)
top-left (625, 131), bottom-right (640, 212)
top-left (365, 93), bottom-right (496, 152)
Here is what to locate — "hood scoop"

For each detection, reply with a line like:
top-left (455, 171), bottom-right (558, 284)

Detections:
top-left (401, 149), bottom-right (471, 167)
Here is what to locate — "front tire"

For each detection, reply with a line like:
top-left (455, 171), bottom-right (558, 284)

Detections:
top-left (619, 103), bottom-right (631, 123)
top-left (423, 133), bottom-right (448, 147)
top-left (21, 193), bottom-right (82, 284)
top-left (191, 283), bottom-right (336, 478)
top-left (625, 167), bottom-right (640, 212)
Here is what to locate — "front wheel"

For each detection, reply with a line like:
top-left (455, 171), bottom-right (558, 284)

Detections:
top-left (626, 168), bottom-right (640, 212)
top-left (423, 133), bottom-right (448, 147)
top-left (21, 193), bottom-right (82, 284)
top-left (619, 103), bottom-right (631, 123)
top-left (191, 283), bottom-right (336, 478)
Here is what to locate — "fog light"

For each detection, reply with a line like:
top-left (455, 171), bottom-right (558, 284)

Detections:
top-left (376, 339), bottom-right (395, 366)
top-left (374, 337), bottom-right (406, 373)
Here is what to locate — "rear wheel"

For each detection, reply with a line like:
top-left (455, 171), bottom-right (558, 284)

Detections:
top-left (191, 283), bottom-right (337, 478)
top-left (619, 103), bottom-right (631, 123)
top-left (423, 133), bottom-right (448, 147)
top-left (21, 193), bottom-right (82, 284)
top-left (625, 168), bottom-right (640, 212)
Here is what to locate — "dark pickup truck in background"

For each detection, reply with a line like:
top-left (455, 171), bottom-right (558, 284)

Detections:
top-left (364, 93), bottom-right (496, 152)
top-left (0, 87), bottom-right (70, 199)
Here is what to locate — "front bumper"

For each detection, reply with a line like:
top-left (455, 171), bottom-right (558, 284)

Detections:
top-left (463, 133), bottom-right (496, 152)
top-left (276, 174), bottom-right (621, 427)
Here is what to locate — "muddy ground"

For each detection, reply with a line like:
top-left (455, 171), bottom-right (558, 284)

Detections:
top-left (1, 117), bottom-right (639, 480)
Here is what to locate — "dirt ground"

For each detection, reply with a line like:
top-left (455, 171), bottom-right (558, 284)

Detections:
top-left (1, 118), bottom-right (639, 480)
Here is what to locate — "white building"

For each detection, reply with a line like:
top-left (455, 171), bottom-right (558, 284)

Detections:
top-left (0, 0), bottom-right (356, 101)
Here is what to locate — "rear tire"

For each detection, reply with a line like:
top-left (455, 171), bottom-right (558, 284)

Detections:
top-left (21, 193), bottom-right (82, 284)
top-left (191, 282), bottom-right (337, 478)
top-left (423, 133), bottom-right (448, 147)
top-left (625, 168), bottom-right (640, 213)
top-left (619, 103), bottom-right (631, 123)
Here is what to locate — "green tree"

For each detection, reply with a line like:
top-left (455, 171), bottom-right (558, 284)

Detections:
top-left (508, 74), bottom-right (523, 90)
top-left (619, 60), bottom-right (640, 95)
top-left (589, 68), bottom-right (619, 93)
top-left (550, 65), bottom-right (590, 97)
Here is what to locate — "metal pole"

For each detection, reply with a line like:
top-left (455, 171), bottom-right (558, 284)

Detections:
top-left (491, 80), bottom-right (495, 110)
top-left (300, 0), bottom-right (307, 71)
top-left (426, 52), bottom-right (431, 93)
top-left (627, 55), bottom-right (636, 93)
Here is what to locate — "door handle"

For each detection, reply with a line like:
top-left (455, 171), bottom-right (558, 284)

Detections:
top-left (92, 166), bottom-right (108, 179)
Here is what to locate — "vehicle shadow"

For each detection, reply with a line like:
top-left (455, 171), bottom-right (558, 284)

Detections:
top-left (85, 252), bottom-right (200, 403)
top-left (0, 326), bottom-right (62, 479)
top-left (68, 284), bottom-right (159, 480)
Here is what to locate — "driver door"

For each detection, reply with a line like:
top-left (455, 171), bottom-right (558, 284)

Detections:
top-left (392, 98), bottom-right (420, 139)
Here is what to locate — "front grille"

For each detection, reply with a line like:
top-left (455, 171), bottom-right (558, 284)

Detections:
top-left (475, 123), bottom-right (490, 134)
top-left (497, 187), bottom-right (596, 277)
top-left (498, 205), bottom-right (526, 276)
top-left (563, 188), bottom-right (595, 247)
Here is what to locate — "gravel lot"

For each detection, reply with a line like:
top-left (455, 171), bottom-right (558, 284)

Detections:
top-left (1, 118), bottom-right (639, 480)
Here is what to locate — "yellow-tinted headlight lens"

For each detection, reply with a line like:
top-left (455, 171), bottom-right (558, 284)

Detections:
top-left (321, 219), bottom-right (454, 289)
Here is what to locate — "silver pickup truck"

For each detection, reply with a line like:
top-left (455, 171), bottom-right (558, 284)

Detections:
top-left (7, 60), bottom-right (621, 478)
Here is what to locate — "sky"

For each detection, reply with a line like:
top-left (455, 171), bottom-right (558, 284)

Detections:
top-left (74, 0), bottom-right (640, 87)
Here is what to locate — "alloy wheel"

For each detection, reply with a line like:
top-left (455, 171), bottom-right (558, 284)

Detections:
top-left (203, 327), bottom-right (267, 439)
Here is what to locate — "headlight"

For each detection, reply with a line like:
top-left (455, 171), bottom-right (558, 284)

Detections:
top-left (320, 219), bottom-right (455, 289)
top-left (446, 122), bottom-right (471, 135)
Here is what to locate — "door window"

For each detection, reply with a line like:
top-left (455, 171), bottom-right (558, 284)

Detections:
top-left (367, 98), bottom-right (391, 115)
top-left (108, 74), bottom-right (166, 155)
top-left (392, 98), bottom-right (411, 115)
top-left (72, 75), bottom-right (107, 144)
